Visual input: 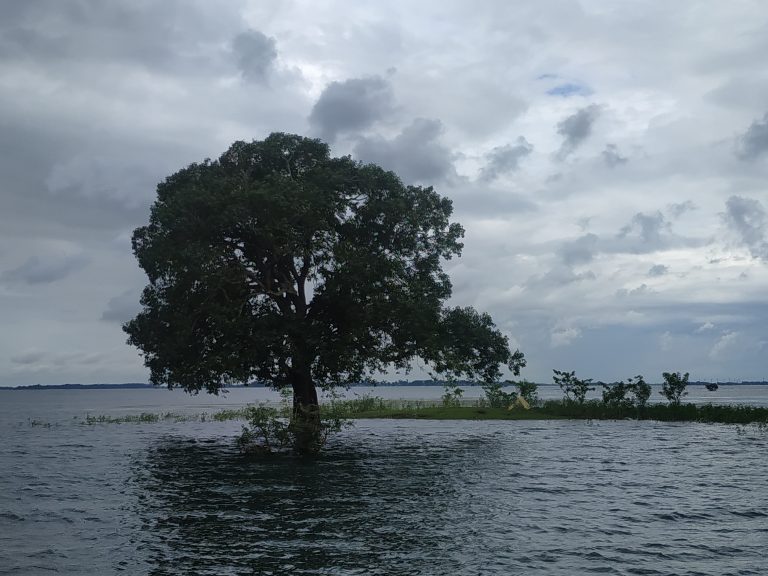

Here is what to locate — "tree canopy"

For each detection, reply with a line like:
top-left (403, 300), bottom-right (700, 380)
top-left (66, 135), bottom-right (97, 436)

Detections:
top-left (125, 133), bottom-right (524, 411)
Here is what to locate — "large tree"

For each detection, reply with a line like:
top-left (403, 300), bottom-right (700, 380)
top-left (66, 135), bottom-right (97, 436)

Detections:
top-left (126, 133), bottom-right (524, 418)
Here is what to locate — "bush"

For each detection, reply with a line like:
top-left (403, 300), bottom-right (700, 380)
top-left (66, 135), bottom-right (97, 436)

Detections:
top-left (515, 379), bottom-right (539, 405)
top-left (601, 375), bottom-right (650, 409)
top-left (482, 381), bottom-right (517, 408)
top-left (627, 375), bottom-right (651, 408)
top-left (236, 404), bottom-right (350, 456)
top-left (442, 381), bottom-right (465, 407)
top-left (553, 369), bottom-right (594, 404)
top-left (601, 381), bottom-right (632, 407)
top-left (661, 371), bottom-right (689, 406)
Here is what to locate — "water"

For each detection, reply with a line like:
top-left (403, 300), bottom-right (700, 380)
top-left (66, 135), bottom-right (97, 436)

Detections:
top-left (2, 387), bottom-right (767, 575)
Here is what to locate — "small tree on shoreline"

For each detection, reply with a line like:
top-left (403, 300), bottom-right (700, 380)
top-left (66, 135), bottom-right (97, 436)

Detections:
top-left (515, 379), bottom-right (539, 405)
top-left (553, 369), bottom-right (594, 404)
top-left (627, 375), bottom-right (651, 408)
top-left (661, 371), bottom-right (689, 405)
top-left (601, 375), bottom-right (651, 409)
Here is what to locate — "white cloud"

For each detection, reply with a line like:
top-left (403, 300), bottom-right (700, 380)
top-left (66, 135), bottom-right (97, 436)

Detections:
top-left (709, 331), bottom-right (740, 360)
top-left (550, 326), bottom-right (582, 348)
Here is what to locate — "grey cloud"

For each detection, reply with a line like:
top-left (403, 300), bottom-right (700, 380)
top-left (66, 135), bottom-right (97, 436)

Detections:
top-left (45, 154), bottom-right (160, 209)
top-left (618, 211), bottom-right (669, 247)
top-left (1, 254), bottom-right (89, 285)
top-left (648, 264), bottom-right (669, 277)
top-left (101, 289), bottom-right (142, 323)
top-left (616, 283), bottom-right (654, 298)
top-left (668, 200), bottom-right (697, 218)
top-left (0, 0), bottom-right (238, 73)
top-left (525, 266), bottom-right (596, 291)
top-left (479, 137), bottom-right (533, 181)
top-left (354, 118), bottom-right (455, 184)
top-left (736, 113), bottom-right (768, 161)
top-left (602, 144), bottom-right (627, 167)
top-left (10, 350), bottom-right (45, 365)
top-left (309, 76), bottom-right (394, 142)
top-left (723, 195), bottom-right (768, 260)
top-left (559, 233), bottom-right (599, 266)
top-left (556, 104), bottom-right (601, 159)
top-left (232, 29), bottom-right (277, 82)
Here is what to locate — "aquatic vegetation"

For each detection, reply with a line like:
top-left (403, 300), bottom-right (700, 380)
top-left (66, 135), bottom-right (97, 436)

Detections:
top-left (236, 404), bottom-right (351, 456)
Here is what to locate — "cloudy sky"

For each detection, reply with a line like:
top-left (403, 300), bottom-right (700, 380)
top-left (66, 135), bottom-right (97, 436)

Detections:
top-left (1, 0), bottom-right (767, 387)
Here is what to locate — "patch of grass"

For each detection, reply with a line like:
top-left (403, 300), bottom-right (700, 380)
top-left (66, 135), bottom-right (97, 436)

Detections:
top-left (534, 399), bottom-right (768, 424)
top-left (75, 398), bottom-right (768, 427)
top-left (82, 411), bottom-right (192, 425)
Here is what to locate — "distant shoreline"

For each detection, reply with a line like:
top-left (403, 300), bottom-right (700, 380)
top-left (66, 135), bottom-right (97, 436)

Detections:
top-left (2, 380), bottom-right (767, 390)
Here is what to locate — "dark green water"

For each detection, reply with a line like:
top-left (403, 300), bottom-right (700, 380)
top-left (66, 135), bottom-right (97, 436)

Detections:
top-left (1, 391), bottom-right (767, 575)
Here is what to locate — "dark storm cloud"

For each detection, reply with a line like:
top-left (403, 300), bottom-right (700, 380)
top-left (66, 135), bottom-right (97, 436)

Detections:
top-left (723, 195), bottom-right (768, 261)
top-left (0, 254), bottom-right (89, 285)
top-left (354, 118), bottom-right (455, 184)
top-left (559, 233), bottom-right (599, 266)
top-left (602, 144), bottom-right (627, 168)
top-left (648, 264), bottom-right (669, 277)
top-left (101, 289), bottom-right (142, 323)
top-left (232, 29), bottom-right (277, 82)
top-left (479, 137), bottom-right (533, 181)
top-left (556, 104), bottom-right (601, 159)
top-left (736, 112), bottom-right (768, 160)
top-left (308, 76), bottom-right (394, 142)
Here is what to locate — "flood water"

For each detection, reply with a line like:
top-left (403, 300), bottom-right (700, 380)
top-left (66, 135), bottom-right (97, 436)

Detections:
top-left (1, 387), bottom-right (767, 575)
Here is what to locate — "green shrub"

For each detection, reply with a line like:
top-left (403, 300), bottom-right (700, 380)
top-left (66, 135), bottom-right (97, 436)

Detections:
top-left (627, 375), bottom-right (651, 408)
top-left (482, 381), bottom-right (517, 408)
top-left (442, 382), bottom-right (464, 407)
top-left (661, 371), bottom-right (689, 405)
top-left (515, 379), bottom-right (539, 405)
top-left (236, 404), bottom-right (351, 456)
top-left (553, 369), bottom-right (594, 404)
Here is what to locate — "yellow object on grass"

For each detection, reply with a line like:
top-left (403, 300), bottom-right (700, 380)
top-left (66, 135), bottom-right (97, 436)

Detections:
top-left (508, 396), bottom-right (530, 410)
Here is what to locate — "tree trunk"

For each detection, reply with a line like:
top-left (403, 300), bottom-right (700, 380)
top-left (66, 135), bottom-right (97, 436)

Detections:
top-left (290, 366), bottom-right (320, 455)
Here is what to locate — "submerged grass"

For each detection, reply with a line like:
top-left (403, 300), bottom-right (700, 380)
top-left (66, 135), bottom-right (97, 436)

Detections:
top-left (72, 397), bottom-right (768, 426)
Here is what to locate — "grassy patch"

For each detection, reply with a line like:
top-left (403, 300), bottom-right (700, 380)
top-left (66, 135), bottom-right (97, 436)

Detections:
top-left (72, 397), bottom-right (768, 426)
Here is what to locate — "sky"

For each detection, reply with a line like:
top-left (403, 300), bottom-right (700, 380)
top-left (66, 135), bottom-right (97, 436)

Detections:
top-left (1, 0), bottom-right (767, 387)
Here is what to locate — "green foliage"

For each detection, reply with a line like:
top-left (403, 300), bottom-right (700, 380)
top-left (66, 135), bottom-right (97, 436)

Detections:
top-left (124, 132), bottom-right (524, 430)
top-left (481, 380), bottom-right (516, 408)
top-left (661, 371), bottom-right (689, 405)
top-left (441, 381), bottom-right (465, 408)
top-left (534, 398), bottom-right (768, 424)
top-left (627, 375), bottom-right (651, 408)
top-left (330, 394), bottom-right (387, 413)
top-left (601, 381), bottom-right (632, 407)
top-left (514, 379), bottom-right (539, 405)
top-left (236, 404), bottom-right (351, 456)
top-left (553, 369), bottom-right (594, 404)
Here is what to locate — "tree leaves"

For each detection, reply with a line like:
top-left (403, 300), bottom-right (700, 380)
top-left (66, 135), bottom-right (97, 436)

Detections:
top-left (126, 133), bottom-right (522, 394)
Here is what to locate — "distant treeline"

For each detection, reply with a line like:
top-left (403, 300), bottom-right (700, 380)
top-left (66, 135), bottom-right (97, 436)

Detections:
top-left (2, 383), bottom-right (154, 390)
top-left (3, 379), bottom-right (766, 391)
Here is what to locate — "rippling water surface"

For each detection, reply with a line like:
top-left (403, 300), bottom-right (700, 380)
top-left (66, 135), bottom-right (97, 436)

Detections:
top-left (1, 389), bottom-right (767, 575)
